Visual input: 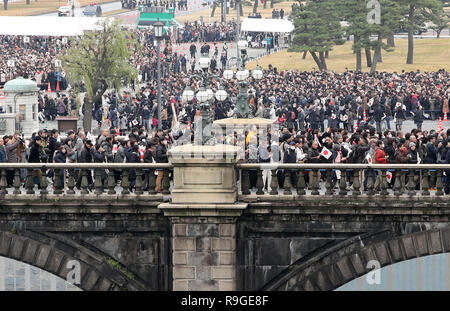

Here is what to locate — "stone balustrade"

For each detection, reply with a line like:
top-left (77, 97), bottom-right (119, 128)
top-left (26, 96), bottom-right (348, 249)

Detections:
top-left (2, 163), bottom-right (450, 199)
top-left (237, 163), bottom-right (450, 198)
top-left (0, 163), bottom-right (173, 197)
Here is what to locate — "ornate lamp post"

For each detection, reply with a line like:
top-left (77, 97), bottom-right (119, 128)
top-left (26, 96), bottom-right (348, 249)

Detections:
top-left (182, 53), bottom-right (228, 145)
top-left (153, 19), bottom-right (165, 130)
top-left (222, 39), bottom-right (263, 118)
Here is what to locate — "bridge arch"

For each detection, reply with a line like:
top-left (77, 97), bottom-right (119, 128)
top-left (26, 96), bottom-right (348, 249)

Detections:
top-left (260, 228), bottom-right (450, 291)
top-left (0, 230), bottom-right (154, 291)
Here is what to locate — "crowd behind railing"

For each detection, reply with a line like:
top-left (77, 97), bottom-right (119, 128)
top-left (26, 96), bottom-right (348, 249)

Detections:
top-left (1, 121), bottom-right (450, 196)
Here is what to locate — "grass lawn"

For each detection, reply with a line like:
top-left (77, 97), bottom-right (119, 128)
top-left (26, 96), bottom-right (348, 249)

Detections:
top-left (247, 38), bottom-right (450, 73)
top-left (0, 0), bottom-right (116, 16)
top-left (175, 0), bottom-right (294, 23)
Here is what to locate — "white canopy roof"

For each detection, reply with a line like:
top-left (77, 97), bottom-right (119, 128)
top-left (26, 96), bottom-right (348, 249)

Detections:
top-left (240, 18), bottom-right (294, 33)
top-left (0, 16), bottom-right (107, 36)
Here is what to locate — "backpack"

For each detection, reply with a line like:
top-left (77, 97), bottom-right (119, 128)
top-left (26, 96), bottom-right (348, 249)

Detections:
top-left (263, 107), bottom-right (270, 119)
top-left (348, 145), bottom-right (358, 163)
top-left (283, 147), bottom-right (297, 163)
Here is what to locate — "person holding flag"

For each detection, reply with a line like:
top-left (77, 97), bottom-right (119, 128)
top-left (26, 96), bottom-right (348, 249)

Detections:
top-left (394, 102), bottom-right (406, 131)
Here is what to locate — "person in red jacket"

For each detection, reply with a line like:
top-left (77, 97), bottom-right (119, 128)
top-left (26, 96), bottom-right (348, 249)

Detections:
top-left (374, 140), bottom-right (388, 190)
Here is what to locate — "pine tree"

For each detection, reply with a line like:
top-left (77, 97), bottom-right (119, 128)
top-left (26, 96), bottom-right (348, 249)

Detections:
top-left (398, 0), bottom-right (441, 64)
top-left (426, 6), bottom-right (450, 38)
top-left (339, 0), bottom-right (372, 71)
top-left (289, 0), bottom-right (345, 71)
top-left (368, 0), bottom-right (404, 73)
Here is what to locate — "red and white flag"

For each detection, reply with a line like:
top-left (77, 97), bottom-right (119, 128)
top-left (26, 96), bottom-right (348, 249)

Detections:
top-left (86, 132), bottom-right (96, 146)
top-left (386, 171), bottom-right (393, 183)
top-left (139, 145), bottom-right (146, 161)
top-left (112, 144), bottom-right (118, 155)
top-left (320, 147), bottom-right (332, 159)
top-left (365, 152), bottom-right (372, 164)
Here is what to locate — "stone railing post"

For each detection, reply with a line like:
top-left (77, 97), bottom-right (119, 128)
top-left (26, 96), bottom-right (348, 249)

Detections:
top-left (159, 144), bottom-right (246, 291)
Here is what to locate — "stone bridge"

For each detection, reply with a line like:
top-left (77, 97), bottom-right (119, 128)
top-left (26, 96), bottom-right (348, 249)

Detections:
top-left (1, 147), bottom-right (450, 291)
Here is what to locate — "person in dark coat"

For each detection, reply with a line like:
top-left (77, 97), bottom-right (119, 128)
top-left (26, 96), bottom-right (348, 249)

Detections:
top-left (143, 140), bottom-right (156, 191)
top-left (413, 105), bottom-right (424, 130)
top-left (0, 137), bottom-right (6, 163)
top-left (76, 140), bottom-right (94, 190)
top-left (155, 136), bottom-right (168, 192)
top-left (373, 104), bottom-right (384, 134)
top-left (28, 136), bottom-right (44, 187)
top-left (424, 135), bottom-right (439, 164)
top-left (53, 145), bottom-right (67, 191)
top-left (425, 135), bottom-right (442, 190)
top-left (48, 129), bottom-right (59, 163)
top-left (445, 143), bottom-right (450, 194)
top-left (126, 144), bottom-right (141, 191)
top-left (94, 143), bottom-right (108, 189)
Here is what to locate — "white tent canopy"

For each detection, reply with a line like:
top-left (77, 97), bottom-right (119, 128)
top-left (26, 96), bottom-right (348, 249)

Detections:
top-left (240, 18), bottom-right (294, 33)
top-left (0, 16), bottom-right (108, 36)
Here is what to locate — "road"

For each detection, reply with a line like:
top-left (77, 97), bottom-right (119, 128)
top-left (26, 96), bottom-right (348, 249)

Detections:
top-left (39, 1), bottom-right (122, 17)
top-left (38, 0), bottom-right (209, 17)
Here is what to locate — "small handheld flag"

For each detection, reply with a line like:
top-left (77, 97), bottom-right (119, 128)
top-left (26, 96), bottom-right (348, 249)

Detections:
top-left (320, 147), bottom-right (332, 160)
top-left (386, 171), bottom-right (393, 183)
top-left (365, 152), bottom-right (372, 164)
top-left (139, 145), bottom-right (145, 161)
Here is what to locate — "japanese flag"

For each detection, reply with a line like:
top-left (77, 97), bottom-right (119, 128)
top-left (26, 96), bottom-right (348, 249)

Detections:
top-left (365, 152), bottom-right (372, 164)
top-left (139, 145), bottom-right (146, 161)
top-left (86, 132), bottom-right (96, 146)
top-left (112, 144), bottom-right (118, 155)
top-left (386, 171), bottom-right (393, 183)
top-left (320, 147), bottom-right (332, 160)
top-left (132, 119), bottom-right (138, 126)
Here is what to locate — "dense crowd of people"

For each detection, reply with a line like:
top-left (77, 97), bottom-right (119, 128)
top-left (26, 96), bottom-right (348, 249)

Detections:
top-left (104, 68), bottom-right (449, 134)
top-left (0, 35), bottom-right (69, 91)
top-left (1, 62), bottom-right (449, 194)
top-left (2, 111), bottom-right (450, 194)
top-left (176, 21), bottom-right (238, 44)
top-left (122, 0), bottom-right (189, 10)
top-left (0, 20), bottom-right (240, 91)
top-left (1, 3), bottom-right (449, 195)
